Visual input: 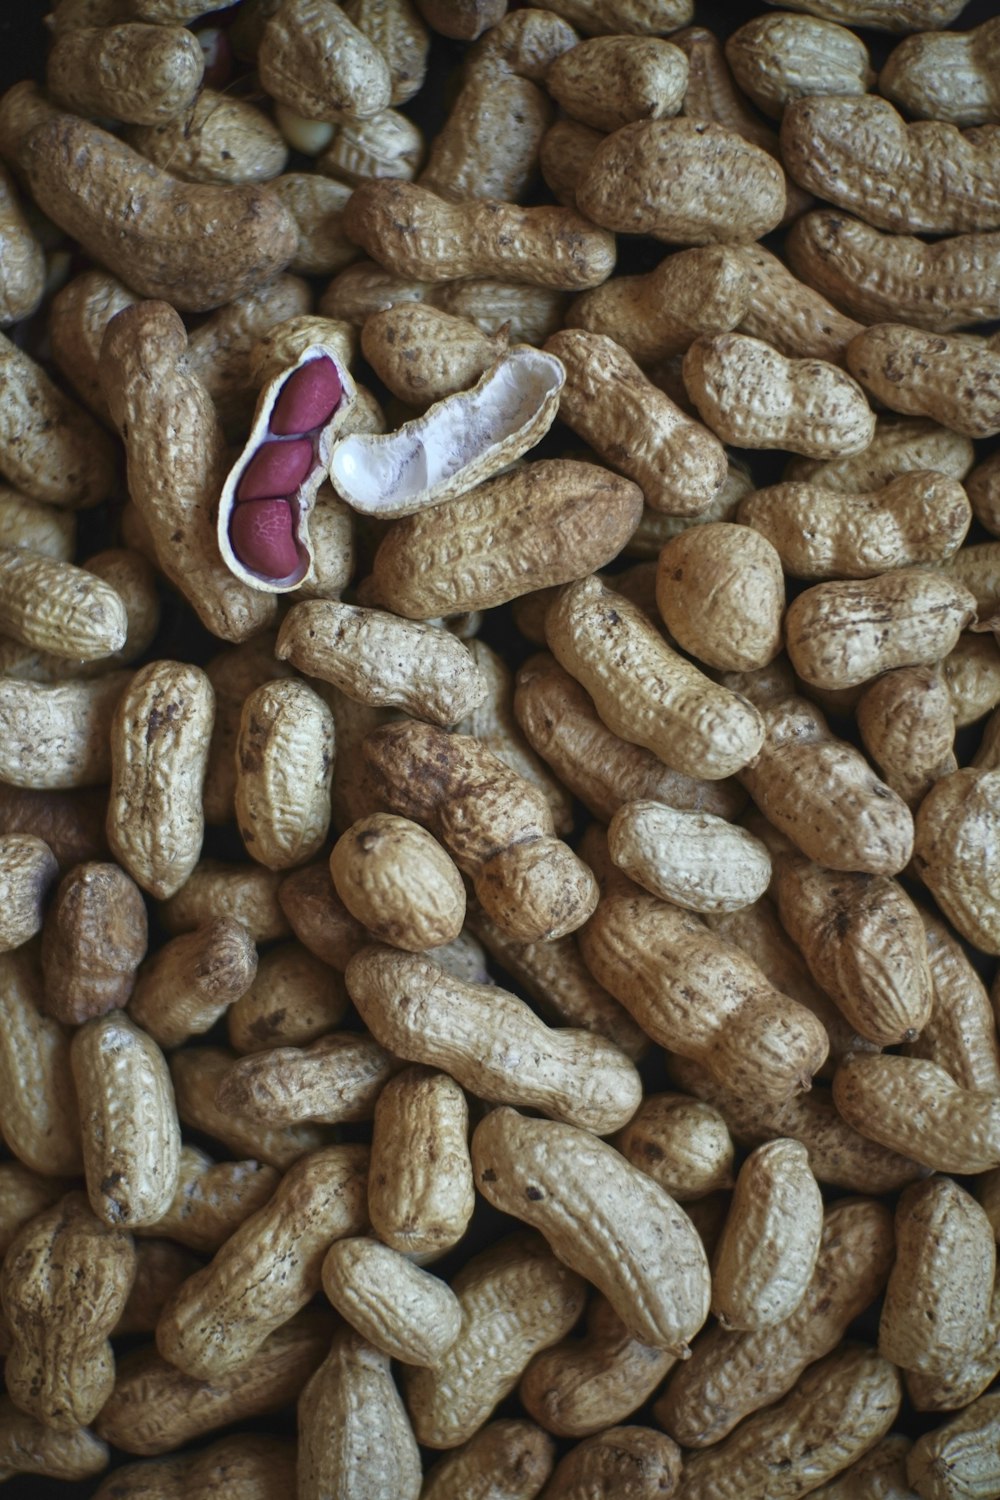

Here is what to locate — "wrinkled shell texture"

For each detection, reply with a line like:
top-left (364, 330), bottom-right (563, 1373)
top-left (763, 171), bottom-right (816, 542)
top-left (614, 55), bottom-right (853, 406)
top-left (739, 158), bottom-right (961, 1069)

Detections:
top-left (6, 0), bottom-right (1000, 1494)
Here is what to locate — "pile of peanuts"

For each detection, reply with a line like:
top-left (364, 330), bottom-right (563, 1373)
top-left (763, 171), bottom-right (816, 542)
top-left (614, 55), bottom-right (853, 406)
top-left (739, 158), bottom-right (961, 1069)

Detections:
top-left (2, 0), bottom-right (1000, 1494)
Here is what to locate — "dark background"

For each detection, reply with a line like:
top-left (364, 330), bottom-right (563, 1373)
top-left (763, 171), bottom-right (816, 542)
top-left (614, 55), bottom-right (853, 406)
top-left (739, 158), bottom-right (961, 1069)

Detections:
top-left (3, 0), bottom-right (1000, 1495)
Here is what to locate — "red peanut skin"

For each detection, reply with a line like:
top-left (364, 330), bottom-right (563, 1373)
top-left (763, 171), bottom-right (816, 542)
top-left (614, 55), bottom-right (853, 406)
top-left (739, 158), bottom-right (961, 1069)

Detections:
top-left (230, 501), bottom-right (299, 578)
top-left (269, 357), bottom-right (342, 435)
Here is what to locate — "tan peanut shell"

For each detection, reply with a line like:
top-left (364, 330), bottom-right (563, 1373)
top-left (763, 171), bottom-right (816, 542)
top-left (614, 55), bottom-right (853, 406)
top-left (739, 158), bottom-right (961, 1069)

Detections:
top-left (321, 1236), bottom-right (462, 1364)
top-left (788, 210), bottom-right (1000, 332)
top-left (0, 946), bottom-right (83, 1177)
top-left (126, 90), bottom-right (288, 187)
top-left (159, 859), bottom-right (289, 944)
top-left (880, 1176), bottom-right (995, 1377)
top-left (0, 485), bottom-right (76, 561)
top-left (46, 21), bottom-right (204, 126)
top-left (214, 1031), bottom-right (396, 1125)
top-left (112, 1238), bottom-right (201, 1338)
top-left (913, 768), bottom-right (1000, 956)
top-left (549, 36), bottom-right (687, 133)
top-left (881, 19), bottom-right (1000, 125)
top-left (361, 304), bottom-right (508, 408)
top-left (771, 844), bottom-right (932, 1045)
top-left (848, 324), bottom-right (1000, 440)
top-left (259, 0), bottom-right (392, 122)
top-left (656, 521), bottom-right (784, 669)
top-left (834, 1052), bottom-right (1000, 1175)
top-left (155, 1142), bottom-right (368, 1380)
top-left (513, 652), bottom-right (744, 826)
top-left (330, 814), bottom-right (466, 951)
top-left (739, 472), bottom-right (971, 580)
top-left (233, 677), bottom-right (334, 872)
top-left (710, 1138), bottom-right (822, 1331)
top-left (943, 632), bottom-right (1000, 727)
top-left (565, 245), bottom-right (750, 367)
top-left (0, 165), bottom-right (44, 327)
top-left (421, 1419), bottom-right (556, 1500)
top-left (91, 1434), bottom-right (297, 1500)
top-left (707, 894), bottom-right (874, 1077)
top-left (674, 1343), bottom-right (902, 1500)
top-left (575, 119), bottom-right (785, 244)
top-left (47, 267), bottom-right (139, 427)
top-left (0, 671), bottom-right (132, 790)
top-left (544, 329), bottom-right (727, 516)
top-left (100, 302), bottom-right (276, 643)
top-left (202, 635), bottom-right (292, 827)
top-left (781, 94), bottom-right (1000, 235)
top-left (735, 242), bottom-right (863, 365)
top-left (725, 13), bottom-right (873, 117)
top-left (370, 459), bottom-right (643, 620)
top-left (298, 1328), bottom-right (421, 1500)
top-left (277, 601), bottom-right (486, 726)
top-left (71, 1011), bottom-right (181, 1228)
top-left (0, 834), bottom-right (57, 952)
top-left (0, 333), bottom-right (115, 510)
top-left (346, 945), bottom-right (641, 1134)
top-left (724, 664), bottom-right (914, 875)
top-left (906, 1391), bottom-right (1000, 1500)
top-left (671, 1050), bottom-right (923, 1188)
top-left (40, 859), bottom-right (148, 1025)
top-left (467, 903), bottom-right (648, 1061)
top-left (0, 547), bottom-right (126, 661)
top-left (519, 1296), bottom-right (676, 1439)
top-left (106, 660), bottom-right (213, 900)
top-left (344, 180), bottom-right (616, 289)
top-left (0, 1397), bottom-right (108, 1484)
top-left (656, 1194), bottom-right (895, 1448)
top-left (0, 1164), bottom-right (65, 1258)
top-left (785, 570), bottom-right (976, 691)
top-left (608, 799), bottom-right (770, 914)
top-left (95, 1310), bottom-right (333, 1456)
top-left (669, 1051), bottom-right (923, 1196)
top-left (683, 332), bottom-right (875, 458)
top-left (128, 917), bottom-right (257, 1051)
top-left (859, 665), bottom-right (957, 810)
top-left (419, 71), bottom-right (550, 203)
top-left (542, 1426), bottom-right (682, 1500)
top-left (472, 1107), bottom-right (710, 1354)
top-left (546, 572), bottom-right (764, 781)
top-left (540, 116), bottom-right (606, 208)
top-left (785, 414), bottom-right (975, 492)
top-left (368, 1065), bottom-right (474, 1256)
top-left (343, 0), bottom-right (429, 104)
top-left (1, 1192), bottom-right (134, 1431)
top-left (403, 1231), bottom-right (588, 1449)
top-left (362, 718), bottom-right (599, 943)
top-left (615, 1093), bottom-right (734, 1201)
top-left (906, 1262), bottom-right (1000, 1412)
top-left (905, 908), bottom-right (1000, 1095)
top-left (579, 829), bottom-right (829, 1102)
top-left (455, 638), bottom-right (575, 837)
top-left (18, 112), bottom-right (296, 313)
top-left (170, 1045), bottom-right (330, 1173)
top-left (136, 1144), bottom-right (279, 1257)
top-left (227, 939), bottom-right (349, 1053)
top-left (808, 1434), bottom-right (915, 1500)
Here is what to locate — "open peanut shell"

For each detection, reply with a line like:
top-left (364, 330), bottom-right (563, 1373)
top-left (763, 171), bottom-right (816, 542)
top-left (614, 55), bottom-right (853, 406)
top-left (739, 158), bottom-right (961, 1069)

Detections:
top-left (327, 345), bottom-right (564, 519)
top-left (218, 342), bottom-right (357, 593)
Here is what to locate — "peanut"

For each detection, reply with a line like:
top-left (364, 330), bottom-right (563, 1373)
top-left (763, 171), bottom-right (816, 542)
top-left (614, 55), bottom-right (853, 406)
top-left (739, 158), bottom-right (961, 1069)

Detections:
top-left (321, 1235), bottom-right (462, 1364)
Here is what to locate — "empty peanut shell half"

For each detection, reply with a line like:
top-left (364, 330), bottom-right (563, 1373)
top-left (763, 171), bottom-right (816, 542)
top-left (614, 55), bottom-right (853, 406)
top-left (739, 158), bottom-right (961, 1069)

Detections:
top-left (328, 345), bottom-right (564, 519)
top-left (218, 343), bottom-right (357, 593)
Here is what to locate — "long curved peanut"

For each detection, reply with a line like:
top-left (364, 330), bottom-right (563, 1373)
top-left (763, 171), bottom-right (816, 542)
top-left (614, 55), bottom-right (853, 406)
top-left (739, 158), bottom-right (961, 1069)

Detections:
top-left (781, 94), bottom-right (1000, 234)
top-left (788, 210), bottom-right (1000, 330)
top-left (346, 945), bottom-right (641, 1134)
top-left (833, 1052), bottom-right (1000, 1174)
top-left (100, 303), bottom-right (276, 644)
top-left (344, 180), bottom-right (615, 289)
top-left (848, 323), bottom-right (1000, 439)
top-left (546, 572), bottom-right (764, 780)
top-left (472, 1107), bottom-right (710, 1355)
top-left (17, 113), bottom-right (297, 312)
